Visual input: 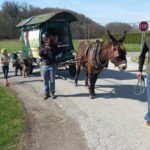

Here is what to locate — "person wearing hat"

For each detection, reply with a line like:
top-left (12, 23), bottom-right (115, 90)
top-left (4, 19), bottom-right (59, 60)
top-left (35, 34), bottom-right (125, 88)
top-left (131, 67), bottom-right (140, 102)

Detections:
top-left (0, 48), bottom-right (10, 86)
top-left (39, 32), bottom-right (60, 99)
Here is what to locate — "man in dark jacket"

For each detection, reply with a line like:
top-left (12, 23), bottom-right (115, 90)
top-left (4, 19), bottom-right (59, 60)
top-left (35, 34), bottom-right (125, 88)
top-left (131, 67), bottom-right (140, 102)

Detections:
top-left (39, 32), bottom-right (60, 99)
top-left (137, 37), bottom-right (150, 128)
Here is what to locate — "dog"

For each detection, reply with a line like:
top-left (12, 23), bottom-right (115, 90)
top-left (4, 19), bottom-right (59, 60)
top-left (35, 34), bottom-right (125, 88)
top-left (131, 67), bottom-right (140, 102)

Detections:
top-left (22, 58), bottom-right (32, 77)
top-left (12, 57), bottom-right (32, 78)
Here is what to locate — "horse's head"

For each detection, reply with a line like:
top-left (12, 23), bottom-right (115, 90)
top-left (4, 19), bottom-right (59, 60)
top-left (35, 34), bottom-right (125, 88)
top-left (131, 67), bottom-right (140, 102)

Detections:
top-left (107, 30), bottom-right (127, 71)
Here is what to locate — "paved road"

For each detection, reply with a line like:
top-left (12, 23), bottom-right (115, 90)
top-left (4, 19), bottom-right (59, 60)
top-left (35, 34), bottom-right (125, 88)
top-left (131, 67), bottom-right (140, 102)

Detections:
top-left (1, 52), bottom-right (150, 150)
top-left (54, 54), bottom-right (150, 150)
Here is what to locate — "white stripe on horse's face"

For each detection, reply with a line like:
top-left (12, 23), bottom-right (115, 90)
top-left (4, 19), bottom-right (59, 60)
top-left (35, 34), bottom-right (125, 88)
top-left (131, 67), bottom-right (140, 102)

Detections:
top-left (118, 63), bottom-right (127, 71)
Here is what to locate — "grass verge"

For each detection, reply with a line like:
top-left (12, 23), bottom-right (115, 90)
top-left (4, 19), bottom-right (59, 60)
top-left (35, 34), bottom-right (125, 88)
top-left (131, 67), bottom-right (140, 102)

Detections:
top-left (0, 85), bottom-right (26, 150)
top-left (74, 41), bottom-right (141, 52)
top-left (131, 55), bottom-right (148, 64)
top-left (0, 40), bottom-right (22, 53)
top-left (0, 40), bottom-right (142, 53)
top-left (124, 43), bottom-right (141, 52)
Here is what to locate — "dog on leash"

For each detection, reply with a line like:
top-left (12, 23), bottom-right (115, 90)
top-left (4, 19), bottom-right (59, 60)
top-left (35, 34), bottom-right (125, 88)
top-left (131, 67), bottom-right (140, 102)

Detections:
top-left (12, 57), bottom-right (32, 78)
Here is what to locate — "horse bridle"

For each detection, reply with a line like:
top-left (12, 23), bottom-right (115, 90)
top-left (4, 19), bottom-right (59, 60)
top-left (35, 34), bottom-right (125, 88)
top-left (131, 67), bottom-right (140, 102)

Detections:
top-left (111, 44), bottom-right (126, 66)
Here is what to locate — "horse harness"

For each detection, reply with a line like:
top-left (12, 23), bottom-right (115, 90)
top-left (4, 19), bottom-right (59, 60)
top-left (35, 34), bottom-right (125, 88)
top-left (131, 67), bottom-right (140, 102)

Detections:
top-left (83, 40), bottom-right (109, 69)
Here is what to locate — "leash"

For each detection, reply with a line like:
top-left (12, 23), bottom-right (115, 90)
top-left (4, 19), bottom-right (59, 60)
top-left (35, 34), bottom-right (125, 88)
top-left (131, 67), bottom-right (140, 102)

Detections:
top-left (134, 76), bottom-right (145, 96)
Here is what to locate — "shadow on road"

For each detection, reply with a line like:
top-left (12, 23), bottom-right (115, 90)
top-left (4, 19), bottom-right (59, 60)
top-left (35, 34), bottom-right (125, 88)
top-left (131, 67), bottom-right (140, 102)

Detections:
top-left (57, 84), bottom-right (147, 102)
top-left (2, 66), bottom-right (147, 103)
top-left (57, 68), bottom-right (139, 81)
top-left (57, 68), bottom-right (147, 102)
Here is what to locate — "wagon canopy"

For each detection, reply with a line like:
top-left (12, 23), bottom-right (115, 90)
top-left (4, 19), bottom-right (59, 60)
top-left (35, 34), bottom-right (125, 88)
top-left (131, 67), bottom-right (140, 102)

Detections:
top-left (17, 11), bottom-right (77, 59)
top-left (17, 11), bottom-right (77, 30)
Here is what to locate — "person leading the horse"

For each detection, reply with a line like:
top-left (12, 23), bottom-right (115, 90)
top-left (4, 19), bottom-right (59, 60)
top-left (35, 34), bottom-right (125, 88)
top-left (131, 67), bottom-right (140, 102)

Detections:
top-left (137, 37), bottom-right (150, 128)
top-left (39, 32), bottom-right (60, 99)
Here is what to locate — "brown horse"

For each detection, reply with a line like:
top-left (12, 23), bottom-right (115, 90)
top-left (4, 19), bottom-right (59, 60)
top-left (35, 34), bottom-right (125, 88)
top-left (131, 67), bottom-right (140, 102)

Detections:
top-left (75, 30), bottom-right (127, 99)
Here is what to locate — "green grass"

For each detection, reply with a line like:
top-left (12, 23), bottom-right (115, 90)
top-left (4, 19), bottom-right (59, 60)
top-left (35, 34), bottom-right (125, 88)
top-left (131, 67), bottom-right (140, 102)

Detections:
top-left (124, 43), bottom-right (141, 52)
top-left (0, 40), bottom-right (142, 53)
top-left (0, 40), bottom-right (22, 53)
top-left (72, 40), bottom-right (81, 52)
top-left (131, 56), bottom-right (140, 63)
top-left (0, 85), bottom-right (26, 150)
top-left (73, 39), bottom-right (97, 52)
top-left (73, 40), bottom-right (141, 52)
top-left (131, 55), bottom-right (148, 64)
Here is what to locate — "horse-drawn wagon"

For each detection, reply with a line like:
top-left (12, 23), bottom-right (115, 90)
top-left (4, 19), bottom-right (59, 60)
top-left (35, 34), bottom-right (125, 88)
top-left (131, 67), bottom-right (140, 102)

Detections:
top-left (16, 11), bottom-right (78, 76)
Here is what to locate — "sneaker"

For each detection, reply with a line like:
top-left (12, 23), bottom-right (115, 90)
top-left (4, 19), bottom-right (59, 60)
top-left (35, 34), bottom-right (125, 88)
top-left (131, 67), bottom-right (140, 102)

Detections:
top-left (146, 120), bottom-right (150, 128)
top-left (6, 80), bottom-right (9, 85)
top-left (4, 81), bottom-right (7, 86)
top-left (50, 93), bottom-right (56, 99)
top-left (44, 93), bottom-right (49, 100)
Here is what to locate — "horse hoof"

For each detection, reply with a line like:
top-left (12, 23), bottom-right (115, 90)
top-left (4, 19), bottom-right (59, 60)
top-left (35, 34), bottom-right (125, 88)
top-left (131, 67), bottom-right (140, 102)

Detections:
top-left (89, 95), bottom-right (94, 99)
top-left (75, 84), bottom-right (77, 87)
top-left (93, 92), bottom-right (96, 96)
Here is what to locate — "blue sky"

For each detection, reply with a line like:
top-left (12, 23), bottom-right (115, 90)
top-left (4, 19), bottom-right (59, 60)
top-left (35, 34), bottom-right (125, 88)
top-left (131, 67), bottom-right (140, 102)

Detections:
top-left (0, 0), bottom-right (150, 25)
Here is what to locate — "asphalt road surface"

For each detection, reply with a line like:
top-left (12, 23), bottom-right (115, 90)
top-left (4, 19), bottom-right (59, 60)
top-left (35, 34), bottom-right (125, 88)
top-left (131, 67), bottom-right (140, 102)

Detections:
top-left (0, 52), bottom-right (150, 150)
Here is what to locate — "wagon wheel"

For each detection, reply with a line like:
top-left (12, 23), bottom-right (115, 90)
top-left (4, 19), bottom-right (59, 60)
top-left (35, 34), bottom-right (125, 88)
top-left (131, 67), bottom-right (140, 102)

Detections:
top-left (30, 64), bottom-right (33, 74)
top-left (28, 57), bottom-right (33, 74)
top-left (69, 64), bottom-right (76, 76)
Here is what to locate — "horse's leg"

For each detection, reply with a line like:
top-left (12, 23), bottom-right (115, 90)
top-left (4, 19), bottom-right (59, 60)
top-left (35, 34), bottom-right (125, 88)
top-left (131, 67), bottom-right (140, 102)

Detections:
top-left (89, 73), bottom-right (95, 99)
top-left (15, 67), bottom-right (18, 76)
top-left (93, 73), bottom-right (99, 96)
top-left (85, 69), bottom-right (89, 87)
top-left (75, 64), bottom-right (81, 86)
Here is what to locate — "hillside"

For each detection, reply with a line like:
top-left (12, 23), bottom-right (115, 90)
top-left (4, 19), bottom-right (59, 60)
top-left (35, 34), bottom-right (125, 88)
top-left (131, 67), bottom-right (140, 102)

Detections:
top-left (0, 2), bottom-right (105, 39)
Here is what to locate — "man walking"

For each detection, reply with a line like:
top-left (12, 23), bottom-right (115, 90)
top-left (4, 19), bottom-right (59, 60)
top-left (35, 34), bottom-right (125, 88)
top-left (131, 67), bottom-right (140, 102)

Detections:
top-left (39, 32), bottom-right (60, 99)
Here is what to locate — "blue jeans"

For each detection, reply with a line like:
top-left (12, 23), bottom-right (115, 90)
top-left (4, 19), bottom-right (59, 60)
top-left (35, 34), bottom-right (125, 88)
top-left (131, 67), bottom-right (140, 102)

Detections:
top-left (42, 65), bottom-right (56, 94)
top-left (145, 75), bottom-right (150, 122)
top-left (2, 66), bottom-right (9, 80)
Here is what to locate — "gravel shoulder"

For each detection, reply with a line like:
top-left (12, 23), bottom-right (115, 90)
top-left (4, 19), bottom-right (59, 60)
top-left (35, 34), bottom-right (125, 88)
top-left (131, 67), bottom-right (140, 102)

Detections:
top-left (0, 65), bottom-right (88, 150)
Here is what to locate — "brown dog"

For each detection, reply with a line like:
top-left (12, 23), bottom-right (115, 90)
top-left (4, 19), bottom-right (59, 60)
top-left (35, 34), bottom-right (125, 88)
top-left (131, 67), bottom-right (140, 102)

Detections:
top-left (12, 57), bottom-right (32, 77)
top-left (22, 58), bottom-right (32, 77)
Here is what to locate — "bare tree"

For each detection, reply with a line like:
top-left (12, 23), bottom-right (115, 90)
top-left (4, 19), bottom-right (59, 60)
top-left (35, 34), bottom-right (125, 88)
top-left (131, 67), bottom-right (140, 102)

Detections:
top-left (0, 1), bottom-right (106, 39)
top-left (106, 22), bottom-right (132, 33)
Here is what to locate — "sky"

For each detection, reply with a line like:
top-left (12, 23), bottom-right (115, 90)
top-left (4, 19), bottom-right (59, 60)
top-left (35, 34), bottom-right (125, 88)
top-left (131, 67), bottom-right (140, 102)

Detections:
top-left (0, 0), bottom-right (150, 26)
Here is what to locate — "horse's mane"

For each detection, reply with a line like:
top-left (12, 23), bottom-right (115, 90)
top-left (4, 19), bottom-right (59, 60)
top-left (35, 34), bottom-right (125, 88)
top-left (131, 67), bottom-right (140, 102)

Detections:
top-left (101, 40), bottom-right (113, 50)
